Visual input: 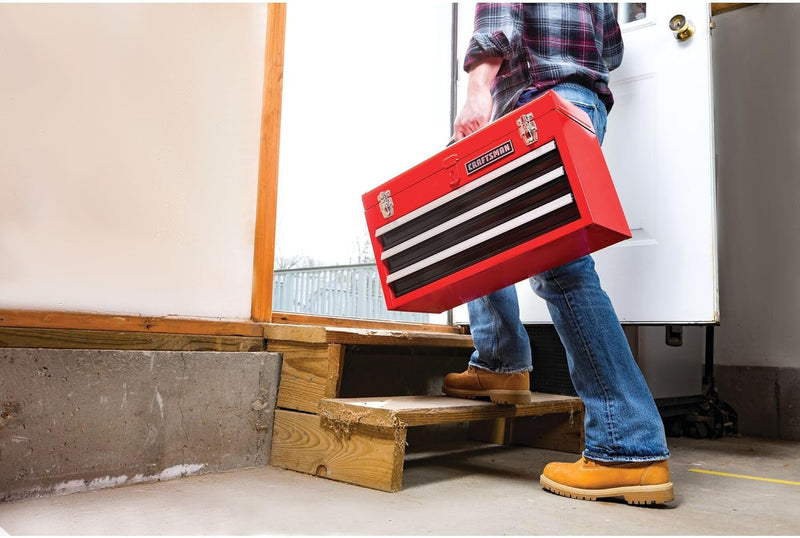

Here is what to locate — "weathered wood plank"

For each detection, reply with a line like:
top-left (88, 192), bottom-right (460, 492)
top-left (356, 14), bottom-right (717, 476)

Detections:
top-left (271, 409), bottom-right (405, 492)
top-left (318, 394), bottom-right (583, 429)
top-left (0, 327), bottom-right (264, 351)
top-left (264, 324), bottom-right (329, 344)
top-left (0, 309), bottom-right (262, 337)
top-left (271, 312), bottom-right (467, 334)
top-left (323, 328), bottom-right (474, 348)
top-left (324, 344), bottom-right (346, 401)
top-left (269, 341), bottom-right (333, 413)
top-left (263, 323), bottom-right (474, 348)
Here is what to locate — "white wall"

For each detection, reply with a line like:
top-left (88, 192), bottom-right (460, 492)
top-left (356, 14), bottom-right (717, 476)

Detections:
top-left (713, 4), bottom-right (800, 368)
top-left (0, 4), bottom-right (267, 319)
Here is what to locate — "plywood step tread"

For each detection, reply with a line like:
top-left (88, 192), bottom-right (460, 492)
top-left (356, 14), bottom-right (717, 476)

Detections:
top-left (318, 394), bottom-right (583, 429)
top-left (264, 323), bottom-right (474, 348)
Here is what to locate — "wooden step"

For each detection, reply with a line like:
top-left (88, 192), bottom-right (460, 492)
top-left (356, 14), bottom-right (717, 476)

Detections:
top-left (264, 322), bottom-right (474, 414)
top-left (264, 322), bottom-right (474, 348)
top-left (271, 394), bottom-right (583, 492)
top-left (266, 322), bottom-right (585, 492)
top-left (318, 394), bottom-right (581, 428)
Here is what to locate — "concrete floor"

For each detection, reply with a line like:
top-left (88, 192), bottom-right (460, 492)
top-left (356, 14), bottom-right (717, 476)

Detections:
top-left (0, 435), bottom-right (798, 535)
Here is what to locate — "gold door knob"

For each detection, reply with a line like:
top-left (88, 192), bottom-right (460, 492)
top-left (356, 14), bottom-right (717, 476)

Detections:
top-left (669, 14), bottom-right (695, 41)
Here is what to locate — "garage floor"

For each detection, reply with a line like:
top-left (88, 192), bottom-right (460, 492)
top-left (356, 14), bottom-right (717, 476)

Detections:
top-left (1, 435), bottom-right (798, 535)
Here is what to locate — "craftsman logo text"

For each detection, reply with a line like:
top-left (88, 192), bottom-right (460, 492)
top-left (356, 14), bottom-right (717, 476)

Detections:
top-left (465, 141), bottom-right (515, 175)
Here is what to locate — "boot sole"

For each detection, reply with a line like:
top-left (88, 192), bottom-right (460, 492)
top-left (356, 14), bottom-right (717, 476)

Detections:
top-left (540, 474), bottom-right (674, 505)
top-left (442, 386), bottom-right (532, 405)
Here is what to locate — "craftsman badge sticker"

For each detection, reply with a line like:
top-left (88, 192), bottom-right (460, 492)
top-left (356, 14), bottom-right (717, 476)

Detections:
top-left (465, 140), bottom-right (515, 176)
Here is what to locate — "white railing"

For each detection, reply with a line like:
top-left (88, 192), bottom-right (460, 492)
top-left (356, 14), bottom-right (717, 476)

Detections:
top-left (272, 263), bottom-right (429, 323)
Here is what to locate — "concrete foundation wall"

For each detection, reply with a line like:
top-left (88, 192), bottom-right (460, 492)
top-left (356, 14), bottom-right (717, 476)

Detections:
top-left (0, 349), bottom-right (281, 502)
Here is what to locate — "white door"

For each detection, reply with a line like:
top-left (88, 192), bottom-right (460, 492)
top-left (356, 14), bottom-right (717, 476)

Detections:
top-left (454, 2), bottom-right (718, 324)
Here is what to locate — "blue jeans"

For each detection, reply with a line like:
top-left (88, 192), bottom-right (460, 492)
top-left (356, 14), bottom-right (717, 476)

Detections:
top-left (467, 83), bottom-right (670, 463)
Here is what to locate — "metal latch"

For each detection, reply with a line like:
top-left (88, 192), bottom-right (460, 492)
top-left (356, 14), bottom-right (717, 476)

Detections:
top-left (442, 153), bottom-right (460, 188)
top-left (377, 190), bottom-right (394, 219)
top-left (516, 113), bottom-right (538, 146)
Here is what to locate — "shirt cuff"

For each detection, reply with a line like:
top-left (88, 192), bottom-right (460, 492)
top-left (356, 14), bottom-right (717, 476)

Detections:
top-left (463, 31), bottom-right (512, 72)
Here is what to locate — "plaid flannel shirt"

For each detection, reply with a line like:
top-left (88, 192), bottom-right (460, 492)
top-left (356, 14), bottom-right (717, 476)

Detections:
top-left (464, 3), bottom-right (624, 120)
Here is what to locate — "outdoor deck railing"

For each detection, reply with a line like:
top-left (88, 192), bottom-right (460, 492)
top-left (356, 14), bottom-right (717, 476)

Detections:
top-left (272, 263), bottom-right (429, 323)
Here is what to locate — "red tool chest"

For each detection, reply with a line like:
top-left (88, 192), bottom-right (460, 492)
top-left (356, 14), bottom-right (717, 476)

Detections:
top-left (362, 90), bottom-right (631, 313)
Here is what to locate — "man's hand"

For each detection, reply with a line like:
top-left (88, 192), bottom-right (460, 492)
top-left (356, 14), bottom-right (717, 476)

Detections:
top-left (453, 57), bottom-right (503, 142)
top-left (453, 88), bottom-right (494, 142)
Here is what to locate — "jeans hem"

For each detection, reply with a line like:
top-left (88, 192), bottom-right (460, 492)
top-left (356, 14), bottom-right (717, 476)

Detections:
top-left (467, 362), bottom-right (533, 375)
top-left (582, 450), bottom-right (671, 464)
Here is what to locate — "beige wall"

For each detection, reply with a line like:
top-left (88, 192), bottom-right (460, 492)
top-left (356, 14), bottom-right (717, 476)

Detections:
top-left (0, 4), bottom-right (267, 319)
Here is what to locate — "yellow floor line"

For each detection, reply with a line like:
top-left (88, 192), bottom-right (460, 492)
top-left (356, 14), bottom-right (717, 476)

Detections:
top-left (689, 468), bottom-right (800, 486)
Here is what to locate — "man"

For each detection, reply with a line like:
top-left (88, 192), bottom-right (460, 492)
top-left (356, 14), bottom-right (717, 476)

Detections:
top-left (443, 3), bottom-right (673, 505)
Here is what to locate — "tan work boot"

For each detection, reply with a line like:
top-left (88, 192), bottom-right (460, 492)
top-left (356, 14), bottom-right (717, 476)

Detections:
top-left (540, 457), bottom-right (674, 505)
top-left (442, 366), bottom-right (531, 404)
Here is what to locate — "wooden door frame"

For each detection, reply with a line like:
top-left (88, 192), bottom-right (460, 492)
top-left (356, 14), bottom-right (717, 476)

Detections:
top-left (251, 3), bottom-right (286, 323)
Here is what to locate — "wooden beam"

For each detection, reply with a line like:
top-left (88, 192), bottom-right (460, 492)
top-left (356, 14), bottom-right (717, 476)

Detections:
top-left (271, 311), bottom-right (467, 334)
top-left (271, 409), bottom-right (406, 492)
top-left (269, 340), bottom-right (333, 413)
top-left (251, 3), bottom-right (287, 322)
top-left (0, 309), bottom-right (464, 342)
top-left (263, 323), bottom-right (474, 348)
top-left (0, 327), bottom-right (264, 351)
top-left (0, 309), bottom-right (263, 337)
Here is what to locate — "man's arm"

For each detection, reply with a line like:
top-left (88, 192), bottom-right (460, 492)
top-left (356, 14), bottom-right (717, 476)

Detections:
top-left (453, 57), bottom-right (503, 142)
